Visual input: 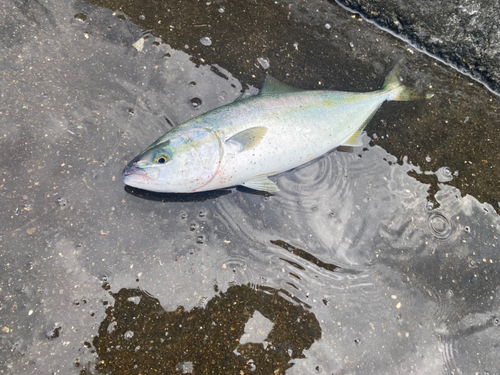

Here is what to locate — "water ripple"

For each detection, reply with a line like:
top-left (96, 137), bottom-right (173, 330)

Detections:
top-left (211, 256), bottom-right (260, 287)
top-left (440, 340), bottom-right (459, 374)
top-left (427, 211), bottom-right (454, 241)
top-left (275, 150), bottom-right (350, 210)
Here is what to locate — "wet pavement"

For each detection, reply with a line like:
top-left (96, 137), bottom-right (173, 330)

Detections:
top-left (0, 0), bottom-right (499, 374)
top-left (335, 0), bottom-right (500, 94)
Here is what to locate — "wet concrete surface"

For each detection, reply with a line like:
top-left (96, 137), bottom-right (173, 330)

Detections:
top-left (93, 284), bottom-right (321, 373)
top-left (335, 0), bottom-right (500, 94)
top-left (85, 0), bottom-right (500, 210)
top-left (0, 0), bottom-right (499, 374)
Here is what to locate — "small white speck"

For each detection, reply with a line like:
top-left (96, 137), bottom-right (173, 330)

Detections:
top-left (132, 38), bottom-right (145, 52)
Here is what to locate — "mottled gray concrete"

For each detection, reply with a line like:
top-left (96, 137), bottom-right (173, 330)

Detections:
top-left (335, 0), bottom-right (500, 94)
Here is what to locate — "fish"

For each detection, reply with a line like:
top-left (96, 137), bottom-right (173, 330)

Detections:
top-left (122, 65), bottom-right (431, 193)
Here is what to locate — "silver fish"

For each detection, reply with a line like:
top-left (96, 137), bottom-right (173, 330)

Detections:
top-left (123, 66), bottom-right (431, 193)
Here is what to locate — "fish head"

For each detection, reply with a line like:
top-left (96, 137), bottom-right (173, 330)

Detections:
top-left (122, 127), bottom-right (222, 193)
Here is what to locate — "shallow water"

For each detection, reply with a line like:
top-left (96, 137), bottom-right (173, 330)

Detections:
top-left (1, 0), bottom-right (499, 374)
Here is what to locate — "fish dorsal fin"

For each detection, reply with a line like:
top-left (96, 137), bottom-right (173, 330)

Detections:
top-left (260, 75), bottom-right (303, 96)
top-left (233, 91), bottom-right (255, 102)
top-left (225, 127), bottom-right (268, 152)
top-left (241, 175), bottom-right (280, 192)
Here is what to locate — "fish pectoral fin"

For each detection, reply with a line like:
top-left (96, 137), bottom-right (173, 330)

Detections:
top-left (225, 127), bottom-right (268, 152)
top-left (240, 175), bottom-right (280, 192)
top-left (260, 76), bottom-right (304, 96)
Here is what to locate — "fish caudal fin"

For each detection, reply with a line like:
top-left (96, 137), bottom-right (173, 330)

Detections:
top-left (382, 64), bottom-right (434, 101)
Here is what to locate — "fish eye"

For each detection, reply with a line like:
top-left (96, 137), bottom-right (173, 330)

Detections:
top-left (154, 154), bottom-right (170, 164)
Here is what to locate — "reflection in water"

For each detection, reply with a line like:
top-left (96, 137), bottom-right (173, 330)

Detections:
top-left (93, 284), bottom-right (321, 374)
top-left (271, 240), bottom-right (340, 273)
top-left (275, 151), bottom-right (350, 211)
top-left (2, 2), bottom-right (500, 374)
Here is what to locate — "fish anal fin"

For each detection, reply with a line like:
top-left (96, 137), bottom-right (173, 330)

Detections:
top-left (340, 128), bottom-right (365, 147)
top-left (341, 127), bottom-right (364, 147)
top-left (341, 104), bottom-right (381, 147)
top-left (240, 175), bottom-right (280, 192)
top-left (260, 76), bottom-right (303, 96)
top-left (225, 127), bottom-right (268, 152)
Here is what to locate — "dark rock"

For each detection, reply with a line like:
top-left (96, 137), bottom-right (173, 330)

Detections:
top-left (334, 0), bottom-right (500, 94)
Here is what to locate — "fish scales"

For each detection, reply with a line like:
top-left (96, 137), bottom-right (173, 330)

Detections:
top-left (123, 66), bottom-right (431, 193)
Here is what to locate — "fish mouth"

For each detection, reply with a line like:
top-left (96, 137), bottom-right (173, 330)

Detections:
top-left (122, 163), bottom-right (160, 186)
top-left (122, 165), bottom-right (139, 177)
top-left (122, 162), bottom-right (144, 178)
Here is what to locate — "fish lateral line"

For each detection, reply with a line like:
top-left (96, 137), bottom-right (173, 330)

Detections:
top-left (122, 63), bottom-right (433, 194)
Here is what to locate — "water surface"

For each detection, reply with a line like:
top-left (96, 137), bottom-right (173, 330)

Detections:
top-left (0, 1), bottom-right (499, 374)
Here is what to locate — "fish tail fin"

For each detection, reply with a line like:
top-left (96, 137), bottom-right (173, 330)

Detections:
top-left (382, 64), bottom-right (434, 101)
